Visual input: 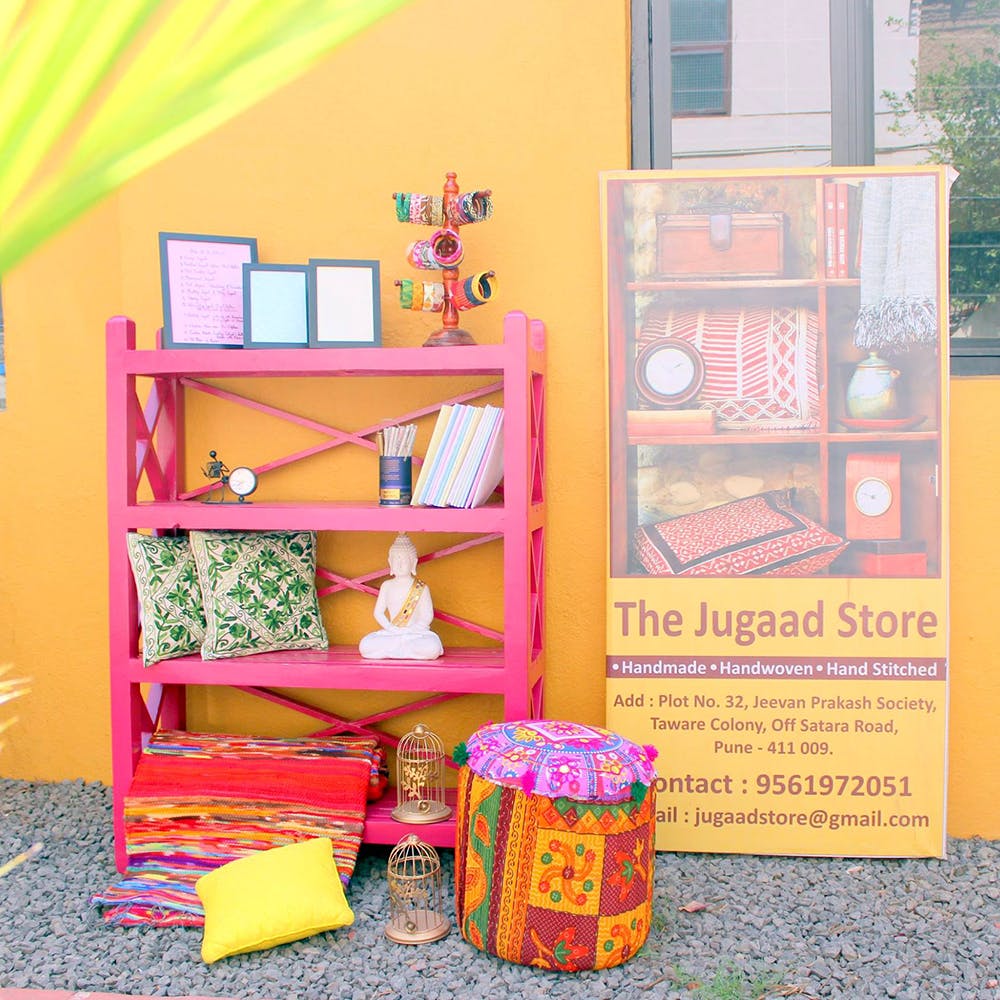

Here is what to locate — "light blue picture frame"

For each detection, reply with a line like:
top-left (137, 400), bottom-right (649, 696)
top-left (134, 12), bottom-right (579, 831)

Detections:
top-left (308, 258), bottom-right (381, 348)
top-left (242, 263), bottom-right (310, 349)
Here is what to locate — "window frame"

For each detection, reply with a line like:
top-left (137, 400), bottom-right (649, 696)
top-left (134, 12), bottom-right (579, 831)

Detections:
top-left (630, 0), bottom-right (1000, 376)
top-left (670, 44), bottom-right (732, 117)
top-left (668, 0), bottom-right (732, 118)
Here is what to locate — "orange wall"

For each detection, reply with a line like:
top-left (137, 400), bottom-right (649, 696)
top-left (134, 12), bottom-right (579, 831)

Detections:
top-left (0, 0), bottom-right (996, 838)
top-left (945, 377), bottom-right (1000, 836)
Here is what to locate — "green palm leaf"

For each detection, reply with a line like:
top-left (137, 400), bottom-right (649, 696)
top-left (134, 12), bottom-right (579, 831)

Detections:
top-left (0, 0), bottom-right (408, 274)
top-left (0, 666), bottom-right (30, 754)
top-left (0, 667), bottom-right (38, 877)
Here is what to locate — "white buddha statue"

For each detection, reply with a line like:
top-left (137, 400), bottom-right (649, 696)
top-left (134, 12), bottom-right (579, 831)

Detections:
top-left (359, 533), bottom-right (444, 660)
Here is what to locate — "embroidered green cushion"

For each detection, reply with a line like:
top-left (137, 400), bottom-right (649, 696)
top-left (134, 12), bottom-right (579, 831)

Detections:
top-left (126, 532), bottom-right (206, 667)
top-left (189, 530), bottom-right (329, 660)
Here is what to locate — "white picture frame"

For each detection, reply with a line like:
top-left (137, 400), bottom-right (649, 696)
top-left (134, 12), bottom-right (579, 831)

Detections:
top-left (308, 258), bottom-right (381, 347)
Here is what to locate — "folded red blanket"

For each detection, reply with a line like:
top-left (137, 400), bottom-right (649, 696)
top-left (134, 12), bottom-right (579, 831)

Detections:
top-left (91, 730), bottom-right (382, 927)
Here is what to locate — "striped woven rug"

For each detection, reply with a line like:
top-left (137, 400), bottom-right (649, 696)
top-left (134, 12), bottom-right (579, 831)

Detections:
top-left (91, 730), bottom-right (383, 927)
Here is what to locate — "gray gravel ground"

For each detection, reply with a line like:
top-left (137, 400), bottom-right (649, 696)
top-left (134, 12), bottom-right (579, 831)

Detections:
top-left (1, 778), bottom-right (998, 999)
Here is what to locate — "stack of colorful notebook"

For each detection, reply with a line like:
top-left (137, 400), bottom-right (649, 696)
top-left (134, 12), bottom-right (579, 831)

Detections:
top-left (412, 403), bottom-right (504, 508)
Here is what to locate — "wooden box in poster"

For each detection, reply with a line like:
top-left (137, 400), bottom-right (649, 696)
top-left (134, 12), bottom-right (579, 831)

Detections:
top-left (845, 540), bottom-right (928, 578)
top-left (655, 212), bottom-right (785, 278)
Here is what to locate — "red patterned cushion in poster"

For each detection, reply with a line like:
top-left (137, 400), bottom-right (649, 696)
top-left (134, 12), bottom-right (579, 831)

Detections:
top-left (634, 490), bottom-right (847, 577)
top-left (638, 306), bottom-right (820, 430)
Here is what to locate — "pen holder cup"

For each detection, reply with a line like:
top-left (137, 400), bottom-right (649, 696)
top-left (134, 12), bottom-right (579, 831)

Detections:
top-left (379, 456), bottom-right (412, 506)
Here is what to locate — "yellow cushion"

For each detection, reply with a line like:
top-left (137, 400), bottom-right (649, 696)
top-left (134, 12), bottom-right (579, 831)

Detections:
top-left (195, 837), bottom-right (354, 963)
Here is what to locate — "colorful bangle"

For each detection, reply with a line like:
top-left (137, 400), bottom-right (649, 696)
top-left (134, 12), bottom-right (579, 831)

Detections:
top-left (406, 240), bottom-right (440, 270)
top-left (397, 192), bottom-right (446, 226)
top-left (430, 228), bottom-right (464, 268)
top-left (423, 282), bottom-right (445, 312)
top-left (412, 194), bottom-right (430, 225)
top-left (447, 190), bottom-right (494, 225)
top-left (399, 279), bottom-right (446, 310)
top-left (470, 271), bottom-right (496, 304)
top-left (400, 191), bottom-right (490, 225)
top-left (454, 271), bottom-right (497, 310)
top-left (413, 195), bottom-right (444, 226)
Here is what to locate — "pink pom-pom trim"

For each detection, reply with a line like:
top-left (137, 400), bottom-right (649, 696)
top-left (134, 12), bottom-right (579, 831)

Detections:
top-left (643, 744), bottom-right (659, 762)
top-left (520, 771), bottom-right (536, 795)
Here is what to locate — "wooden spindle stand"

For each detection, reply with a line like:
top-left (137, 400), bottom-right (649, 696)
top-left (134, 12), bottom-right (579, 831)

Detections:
top-left (428, 172), bottom-right (476, 346)
top-left (394, 171), bottom-right (494, 347)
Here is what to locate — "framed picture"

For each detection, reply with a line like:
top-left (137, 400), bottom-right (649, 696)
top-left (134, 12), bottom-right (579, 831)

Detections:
top-left (159, 232), bottom-right (258, 348)
top-left (242, 263), bottom-right (310, 348)
top-left (308, 258), bottom-right (381, 347)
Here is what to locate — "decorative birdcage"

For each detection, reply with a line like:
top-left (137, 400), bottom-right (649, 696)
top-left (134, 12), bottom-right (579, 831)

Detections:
top-left (392, 723), bottom-right (452, 823)
top-left (385, 834), bottom-right (450, 944)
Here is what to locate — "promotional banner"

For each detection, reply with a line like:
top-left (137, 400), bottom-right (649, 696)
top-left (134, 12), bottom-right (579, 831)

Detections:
top-left (602, 167), bottom-right (949, 857)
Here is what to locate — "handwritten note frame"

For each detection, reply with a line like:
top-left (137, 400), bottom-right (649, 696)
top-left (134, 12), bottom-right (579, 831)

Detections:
top-left (308, 258), bottom-right (381, 348)
top-left (242, 263), bottom-right (310, 348)
top-left (159, 232), bottom-right (258, 348)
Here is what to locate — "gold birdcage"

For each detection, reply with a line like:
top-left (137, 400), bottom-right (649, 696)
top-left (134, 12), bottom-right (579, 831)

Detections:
top-left (391, 723), bottom-right (452, 824)
top-left (385, 834), bottom-right (450, 944)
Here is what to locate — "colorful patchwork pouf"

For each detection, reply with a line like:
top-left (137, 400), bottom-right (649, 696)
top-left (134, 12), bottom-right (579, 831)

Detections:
top-left (453, 719), bottom-right (658, 972)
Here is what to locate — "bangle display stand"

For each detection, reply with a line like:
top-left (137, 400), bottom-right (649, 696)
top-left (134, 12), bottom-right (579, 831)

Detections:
top-left (393, 171), bottom-right (495, 347)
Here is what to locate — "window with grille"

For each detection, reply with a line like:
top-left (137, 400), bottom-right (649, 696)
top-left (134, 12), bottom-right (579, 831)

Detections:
top-left (634, 0), bottom-right (1000, 373)
top-left (670, 0), bottom-right (731, 116)
top-left (914, 0), bottom-right (1000, 370)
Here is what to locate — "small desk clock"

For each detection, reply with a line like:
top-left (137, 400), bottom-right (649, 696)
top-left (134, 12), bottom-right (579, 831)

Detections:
top-left (844, 452), bottom-right (901, 540)
top-left (202, 451), bottom-right (258, 504)
top-left (227, 465), bottom-right (258, 502)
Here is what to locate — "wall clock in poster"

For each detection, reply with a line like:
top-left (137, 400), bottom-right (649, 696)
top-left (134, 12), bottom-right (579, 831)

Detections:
top-left (634, 337), bottom-right (705, 407)
top-left (845, 451), bottom-right (902, 540)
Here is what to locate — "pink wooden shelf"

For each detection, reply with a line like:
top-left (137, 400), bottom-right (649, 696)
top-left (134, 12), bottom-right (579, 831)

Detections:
top-left (123, 499), bottom-right (512, 532)
top-left (126, 645), bottom-right (511, 693)
top-left (363, 787), bottom-right (459, 848)
top-left (118, 342), bottom-right (513, 378)
top-left (105, 310), bottom-right (546, 872)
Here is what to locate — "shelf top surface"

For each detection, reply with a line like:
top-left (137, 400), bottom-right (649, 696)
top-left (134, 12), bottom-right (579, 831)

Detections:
top-left (112, 499), bottom-right (536, 532)
top-left (122, 645), bottom-right (513, 693)
top-left (106, 313), bottom-right (546, 378)
top-left (119, 343), bottom-right (513, 377)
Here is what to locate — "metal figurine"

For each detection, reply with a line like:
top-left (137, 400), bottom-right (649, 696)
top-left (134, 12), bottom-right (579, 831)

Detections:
top-left (201, 451), bottom-right (259, 504)
top-left (202, 451), bottom-right (231, 503)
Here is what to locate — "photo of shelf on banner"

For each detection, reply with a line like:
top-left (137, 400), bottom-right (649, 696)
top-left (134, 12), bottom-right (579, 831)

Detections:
top-left (158, 232), bottom-right (380, 349)
top-left (412, 403), bottom-right (504, 509)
